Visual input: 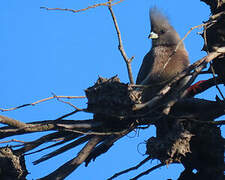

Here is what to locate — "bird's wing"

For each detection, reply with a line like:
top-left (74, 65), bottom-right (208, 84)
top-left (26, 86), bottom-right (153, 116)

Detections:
top-left (136, 50), bottom-right (154, 84)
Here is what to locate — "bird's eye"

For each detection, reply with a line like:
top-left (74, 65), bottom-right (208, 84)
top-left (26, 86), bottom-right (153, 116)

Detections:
top-left (160, 30), bottom-right (165, 34)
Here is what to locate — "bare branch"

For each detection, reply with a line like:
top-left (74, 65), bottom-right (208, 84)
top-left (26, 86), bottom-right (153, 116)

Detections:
top-left (175, 23), bottom-right (208, 53)
top-left (38, 136), bottom-right (102, 180)
top-left (0, 115), bottom-right (28, 128)
top-left (58, 122), bottom-right (135, 135)
top-left (40, 0), bottom-right (133, 84)
top-left (0, 119), bottom-right (61, 139)
top-left (108, 1), bottom-right (135, 84)
top-left (188, 119), bottom-right (225, 125)
top-left (130, 163), bottom-right (165, 180)
top-left (210, 63), bottom-right (225, 100)
top-left (33, 135), bottom-right (92, 165)
top-left (14, 132), bottom-right (77, 155)
top-left (0, 95), bottom-right (85, 112)
top-left (85, 125), bottom-right (136, 166)
top-left (210, 11), bottom-right (225, 20)
top-left (0, 119), bottom-right (93, 139)
top-left (0, 139), bottom-right (27, 144)
top-left (40, 0), bottom-right (124, 13)
top-left (108, 156), bottom-right (151, 180)
top-left (52, 93), bottom-right (84, 111)
top-left (201, 18), bottom-right (225, 101)
top-left (55, 109), bottom-right (84, 120)
top-left (25, 132), bottom-right (79, 156)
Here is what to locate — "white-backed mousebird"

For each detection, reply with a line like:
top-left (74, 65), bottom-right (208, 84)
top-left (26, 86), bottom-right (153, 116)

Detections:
top-left (136, 8), bottom-right (190, 102)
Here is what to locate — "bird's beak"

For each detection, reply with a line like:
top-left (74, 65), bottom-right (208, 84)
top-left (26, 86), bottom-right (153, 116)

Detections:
top-left (148, 32), bottom-right (159, 39)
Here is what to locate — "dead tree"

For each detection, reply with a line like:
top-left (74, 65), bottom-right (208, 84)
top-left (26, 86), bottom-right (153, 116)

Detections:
top-left (0, 0), bottom-right (224, 179)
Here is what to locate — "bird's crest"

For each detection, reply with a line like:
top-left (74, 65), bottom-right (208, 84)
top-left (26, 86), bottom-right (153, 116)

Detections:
top-left (150, 8), bottom-right (172, 31)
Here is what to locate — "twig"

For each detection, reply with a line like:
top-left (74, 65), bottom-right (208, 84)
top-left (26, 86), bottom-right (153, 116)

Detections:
top-left (141, 23), bottom-right (207, 85)
top-left (25, 133), bottom-right (78, 156)
top-left (0, 121), bottom-right (57, 134)
top-left (33, 135), bottom-right (92, 165)
top-left (161, 54), bottom-right (220, 115)
top-left (0, 95), bottom-right (85, 112)
top-left (0, 139), bottom-right (27, 144)
top-left (55, 110), bottom-right (81, 120)
top-left (175, 23), bottom-right (207, 53)
top-left (210, 63), bottom-right (225, 100)
top-left (85, 126), bottom-right (135, 166)
top-left (0, 119), bottom-right (92, 139)
top-left (188, 119), bottom-right (225, 125)
top-left (201, 19), bottom-right (225, 101)
top-left (203, 20), bottom-right (210, 53)
top-left (52, 93), bottom-right (84, 111)
top-left (210, 11), bottom-right (225, 20)
top-left (40, 0), bottom-right (124, 13)
top-left (31, 95), bottom-right (85, 104)
top-left (41, 1), bottom-right (131, 82)
top-left (108, 1), bottom-right (135, 84)
top-left (151, 23), bottom-right (209, 83)
top-left (149, 20), bottom-right (214, 88)
top-left (108, 156), bottom-right (151, 180)
top-left (14, 132), bottom-right (62, 155)
top-left (130, 163), bottom-right (165, 180)
top-left (38, 136), bottom-right (102, 180)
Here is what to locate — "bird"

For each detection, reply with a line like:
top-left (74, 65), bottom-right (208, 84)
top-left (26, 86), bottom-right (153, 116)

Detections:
top-left (136, 8), bottom-right (190, 102)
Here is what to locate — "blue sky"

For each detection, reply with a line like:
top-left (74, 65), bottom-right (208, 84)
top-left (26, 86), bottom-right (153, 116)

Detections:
top-left (1, 0), bottom-right (224, 180)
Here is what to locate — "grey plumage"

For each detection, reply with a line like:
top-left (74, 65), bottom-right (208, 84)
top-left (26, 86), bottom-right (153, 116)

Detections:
top-left (136, 8), bottom-right (190, 101)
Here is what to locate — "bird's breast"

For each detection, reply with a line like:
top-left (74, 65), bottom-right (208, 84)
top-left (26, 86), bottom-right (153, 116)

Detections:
top-left (150, 46), bottom-right (189, 83)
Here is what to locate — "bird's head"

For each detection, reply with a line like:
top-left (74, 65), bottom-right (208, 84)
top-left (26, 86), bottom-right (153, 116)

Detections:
top-left (149, 8), bottom-right (181, 47)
